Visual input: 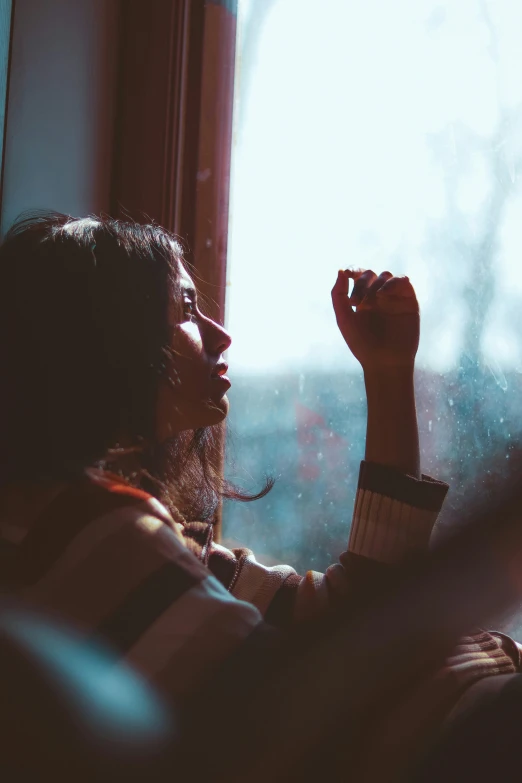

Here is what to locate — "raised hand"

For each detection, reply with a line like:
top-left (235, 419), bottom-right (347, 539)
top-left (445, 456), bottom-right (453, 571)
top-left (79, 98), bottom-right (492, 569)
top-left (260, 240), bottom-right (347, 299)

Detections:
top-left (331, 269), bottom-right (419, 371)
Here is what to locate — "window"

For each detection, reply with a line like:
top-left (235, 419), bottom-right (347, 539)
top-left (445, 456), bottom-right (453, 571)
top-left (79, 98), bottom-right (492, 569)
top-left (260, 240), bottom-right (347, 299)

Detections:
top-left (222, 0), bottom-right (522, 626)
top-left (0, 0), bottom-right (12, 204)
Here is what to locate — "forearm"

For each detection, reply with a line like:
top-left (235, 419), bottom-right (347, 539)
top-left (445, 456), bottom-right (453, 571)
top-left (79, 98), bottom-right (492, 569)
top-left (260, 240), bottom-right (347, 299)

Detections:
top-left (363, 366), bottom-right (420, 479)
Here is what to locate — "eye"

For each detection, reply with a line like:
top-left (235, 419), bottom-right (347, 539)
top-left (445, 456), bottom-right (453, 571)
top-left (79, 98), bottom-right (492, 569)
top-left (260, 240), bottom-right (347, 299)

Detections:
top-left (183, 298), bottom-right (198, 323)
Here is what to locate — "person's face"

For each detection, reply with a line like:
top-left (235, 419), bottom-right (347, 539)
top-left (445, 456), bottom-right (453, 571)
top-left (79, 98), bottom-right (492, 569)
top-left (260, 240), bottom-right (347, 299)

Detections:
top-left (156, 260), bottom-right (232, 439)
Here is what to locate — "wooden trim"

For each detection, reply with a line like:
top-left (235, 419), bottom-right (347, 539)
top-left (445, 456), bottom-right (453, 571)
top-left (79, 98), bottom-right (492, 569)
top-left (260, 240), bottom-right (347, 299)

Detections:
top-left (111, 0), bottom-right (198, 230)
top-left (112, 0), bottom-right (237, 325)
top-left (192, 1), bottom-right (237, 537)
top-left (188, 0), bottom-right (237, 325)
top-left (162, 0), bottom-right (205, 236)
top-left (112, 1), bottom-right (239, 535)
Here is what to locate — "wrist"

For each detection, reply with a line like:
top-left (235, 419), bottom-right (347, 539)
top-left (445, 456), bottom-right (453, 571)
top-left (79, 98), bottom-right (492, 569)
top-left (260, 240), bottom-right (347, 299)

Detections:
top-left (363, 365), bottom-right (415, 387)
top-left (363, 364), bottom-right (419, 478)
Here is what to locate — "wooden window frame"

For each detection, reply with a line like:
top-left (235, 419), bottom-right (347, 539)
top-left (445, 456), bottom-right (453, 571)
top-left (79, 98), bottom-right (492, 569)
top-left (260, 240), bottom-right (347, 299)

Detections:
top-left (112, 0), bottom-right (238, 532)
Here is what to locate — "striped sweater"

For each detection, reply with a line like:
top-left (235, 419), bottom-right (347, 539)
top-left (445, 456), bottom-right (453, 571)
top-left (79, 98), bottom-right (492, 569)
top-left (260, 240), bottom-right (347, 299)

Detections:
top-left (185, 461), bottom-right (451, 624)
top-left (187, 462), bottom-right (519, 685)
top-left (0, 462), bottom-right (518, 714)
top-left (0, 473), bottom-right (261, 698)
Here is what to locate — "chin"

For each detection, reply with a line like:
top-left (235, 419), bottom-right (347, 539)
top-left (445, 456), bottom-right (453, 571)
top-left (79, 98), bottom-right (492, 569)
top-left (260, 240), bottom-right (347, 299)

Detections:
top-left (180, 395), bottom-right (229, 430)
top-left (158, 394), bottom-right (230, 437)
top-left (202, 394), bottom-right (229, 426)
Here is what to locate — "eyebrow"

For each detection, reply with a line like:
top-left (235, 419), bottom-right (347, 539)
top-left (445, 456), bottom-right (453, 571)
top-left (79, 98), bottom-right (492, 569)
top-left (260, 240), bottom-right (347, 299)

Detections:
top-left (181, 284), bottom-right (197, 300)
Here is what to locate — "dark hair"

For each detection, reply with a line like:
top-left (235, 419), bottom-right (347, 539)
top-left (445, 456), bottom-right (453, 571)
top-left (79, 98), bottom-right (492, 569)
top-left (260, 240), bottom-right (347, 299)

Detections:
top-left (0, 211), bottom-right (272, 520)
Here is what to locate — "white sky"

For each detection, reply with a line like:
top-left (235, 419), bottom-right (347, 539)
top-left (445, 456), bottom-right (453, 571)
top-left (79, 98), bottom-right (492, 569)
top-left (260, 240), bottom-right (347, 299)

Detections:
top-left (226, 0), bottom-right (522, 373)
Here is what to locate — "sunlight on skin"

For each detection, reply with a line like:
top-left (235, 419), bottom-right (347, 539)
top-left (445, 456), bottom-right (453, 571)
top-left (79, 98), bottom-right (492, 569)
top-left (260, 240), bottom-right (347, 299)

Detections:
top-left (226, 0), bottom-right (522, 374)
top-left (155, 260), bottom-right (232, 439)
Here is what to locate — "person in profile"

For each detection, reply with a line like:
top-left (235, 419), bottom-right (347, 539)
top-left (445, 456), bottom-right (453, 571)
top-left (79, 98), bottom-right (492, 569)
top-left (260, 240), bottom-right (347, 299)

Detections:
top-left (0, 212), bottom-right (519, 780)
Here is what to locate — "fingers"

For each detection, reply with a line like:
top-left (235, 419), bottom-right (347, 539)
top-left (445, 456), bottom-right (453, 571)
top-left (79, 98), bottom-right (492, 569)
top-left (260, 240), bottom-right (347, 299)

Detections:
top-left (331, 268), bottom-right (391, 309)
top-left (368, 271), bottom-right (393, 296)
top-left (331, 269), bottom-right (350, 298)
top-left (356, 271), bottom-right (393, 310)
top-left (376, 276), bottom-right (419, 314)
top-left (348, 269), bottom-right (378, 306)
top-left (332, 268), bottom-right (417, 314)
top-left (376, 275), bottom-right (412, 295)
top-left (331, 270), bottom-right (355, 328)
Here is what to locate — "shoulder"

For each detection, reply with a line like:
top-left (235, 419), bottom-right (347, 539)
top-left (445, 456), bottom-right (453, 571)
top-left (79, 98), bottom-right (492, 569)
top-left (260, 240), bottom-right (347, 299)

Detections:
top-left (5, 474), bottom-right (264, 697)
top-left (80, 469), bottom-right (187, 542)
top-left (1, 470), bottom-right (190, 592)
top-left (84, 469), bottom-right (179, 524)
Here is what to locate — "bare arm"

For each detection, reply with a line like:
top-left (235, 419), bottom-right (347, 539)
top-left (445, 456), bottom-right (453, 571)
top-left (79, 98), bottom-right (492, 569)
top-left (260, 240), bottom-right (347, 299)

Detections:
top-left (331, 268), bottom-right (420, 478)
top-left (205, 272), bottom-right (428, 623)
top-left (364, 367), bottom-right (419, 478)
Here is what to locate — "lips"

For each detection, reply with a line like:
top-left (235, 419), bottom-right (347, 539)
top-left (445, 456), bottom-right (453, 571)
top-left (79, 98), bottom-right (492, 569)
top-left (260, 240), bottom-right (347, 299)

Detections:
top-left (210, 362), bottom-right (231, 392)
top-left (211, 362), bottom-right (229, 378)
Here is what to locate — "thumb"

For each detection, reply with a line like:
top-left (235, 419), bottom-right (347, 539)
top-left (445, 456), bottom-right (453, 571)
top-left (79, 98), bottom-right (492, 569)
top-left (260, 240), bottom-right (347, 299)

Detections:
top-left (332, 268), bottom-right (349, 296)
top-left (331, 269), bottom-right (355, 328)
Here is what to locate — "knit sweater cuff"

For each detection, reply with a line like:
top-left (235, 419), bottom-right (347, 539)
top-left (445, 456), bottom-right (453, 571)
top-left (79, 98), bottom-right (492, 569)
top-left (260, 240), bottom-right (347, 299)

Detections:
top-left (348, 461), bottom-right (449, 564)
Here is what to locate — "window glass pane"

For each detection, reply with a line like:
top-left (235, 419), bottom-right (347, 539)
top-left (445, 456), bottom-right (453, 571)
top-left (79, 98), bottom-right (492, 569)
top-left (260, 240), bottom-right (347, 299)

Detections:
top-left (223, 0), bottom-right (522, 623)
top-left (0, 0), bottom-right (11, 193)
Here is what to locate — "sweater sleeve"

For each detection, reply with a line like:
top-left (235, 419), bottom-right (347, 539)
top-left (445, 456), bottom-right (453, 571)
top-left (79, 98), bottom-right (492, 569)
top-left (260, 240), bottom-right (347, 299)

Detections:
top-left (346, 460), bottom-right (449, 563)
top-left (207, 461), bottom-right (449, 626)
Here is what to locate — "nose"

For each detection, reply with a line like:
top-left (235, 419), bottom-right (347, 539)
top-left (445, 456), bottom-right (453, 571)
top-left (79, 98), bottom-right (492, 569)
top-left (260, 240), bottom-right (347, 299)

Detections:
top-left (202, 316), bottom-right (232, 356)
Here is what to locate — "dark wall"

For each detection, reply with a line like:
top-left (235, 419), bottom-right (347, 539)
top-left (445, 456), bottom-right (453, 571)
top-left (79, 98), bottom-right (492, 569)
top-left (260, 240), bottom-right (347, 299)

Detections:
top-left (0, 0), bottom-right (120, 233)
